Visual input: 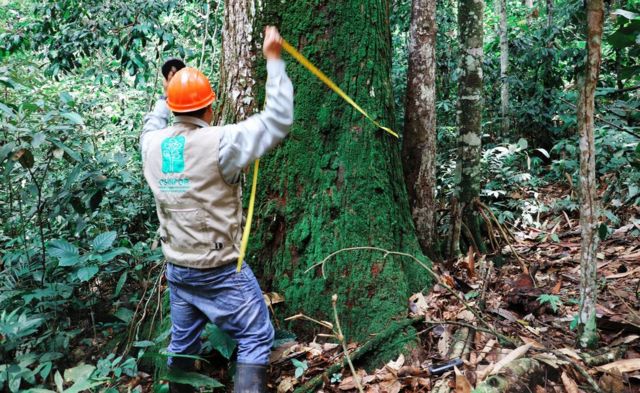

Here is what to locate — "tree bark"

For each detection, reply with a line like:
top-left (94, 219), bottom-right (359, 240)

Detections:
top-left (496, 0), bottom-right (509, 136)
top-left (214, 0), bottom-right (257, 125)
top-left (577, 0), bottom-right (604, 349)
top-left (252, 0), bottom-right (430, 354)
top-left (449, 0), bottom-right (484, 257)
top-left (402, 0), bottom-right (437, 258)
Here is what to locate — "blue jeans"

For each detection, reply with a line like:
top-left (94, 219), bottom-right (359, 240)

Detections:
top-left (165, 262), bottom-right (274, 367)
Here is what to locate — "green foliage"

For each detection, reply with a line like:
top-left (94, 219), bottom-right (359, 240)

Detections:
top-left (537, 294), bottom-right (563, 313)
top-left (291, 358), bottom-right (309, 379)
top-left (202, 325), bottom-right (237, 360)
top-left (0, 0), bottom-right (224, 390)
top-left (163, 369), bottom-right (224, 389)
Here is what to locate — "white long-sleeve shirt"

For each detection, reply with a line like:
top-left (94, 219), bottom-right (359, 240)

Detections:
top-left (140, 59), bottom-right (294, 184)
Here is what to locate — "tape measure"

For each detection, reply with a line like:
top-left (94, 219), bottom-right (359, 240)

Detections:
top-left (236, 38), bottom-right (398, 272)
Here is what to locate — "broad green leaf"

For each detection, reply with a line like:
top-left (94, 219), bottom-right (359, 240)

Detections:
top-left (114, 307), bottom-right (134, 323)
top-left (0, 142), bottom-right (16, 162)
top-left (48, 240), bottom-right (80, 267)
top-left (99, 247), bottom-right (130, 263)
top-left (63, 364), bottom-right (95, 383)
top-left (291, 359), bottom-right (308, 371)
top-left (9, 376), bottom-right (21, 393)
top-left (54, 371), bottom-right (63, 393)
top-left (50, 140), bottom-right (81, 162)
top-left (613, 9), bottom-right (639, 20)
top-left (39, 362), bottom-right (53, 379)
top-left (64, 380), bottom-right (105, 393)
top-left (0, 102), bottom-right (14, 117)
top-left (598, 223), bottom-right (608, 240)
top-left (32, 133), bottom-right (46, 148)
top-left (59, 92), bottom-right (75, 105)
top-left (77, 266), bottom-right (99, 282)
top-left (92, 231), bottom-right (117, 252)
top-left (205, 325), bottom-right (236, 360)
top-left (62, 112), bottom-right (84, 125)
top-left (114, 272), bottom-right (127, 298)
top-left (163, 370), bottom-right (223, 388)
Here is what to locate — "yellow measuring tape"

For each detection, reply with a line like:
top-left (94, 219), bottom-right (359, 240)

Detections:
top-left (236, 38), bottom-right (398, 272)
top-left (281, 40), bottom-right (399, 138)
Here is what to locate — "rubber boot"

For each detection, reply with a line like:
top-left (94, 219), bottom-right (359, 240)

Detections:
top-left (233, 363), bottom-right (268, 393)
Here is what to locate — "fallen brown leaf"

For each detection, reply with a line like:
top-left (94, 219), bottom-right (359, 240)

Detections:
top-left (599, 368), bottom-right (625, 393)
top-left (596, 358), bottom-right (640, 373)
top-left (560, 371), bottom-right (579, 393)
top-left (277, 376), bottom-right (297, 393)
top-left (454, 366), bottom-right (472, 393)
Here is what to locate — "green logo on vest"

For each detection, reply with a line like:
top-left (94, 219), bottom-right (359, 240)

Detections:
top-left (161, 136), bottom-right (186, 174)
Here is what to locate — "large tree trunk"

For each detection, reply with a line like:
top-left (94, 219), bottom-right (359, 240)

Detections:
top-left (402, 0), bottom-right (437, 258)
top-left (496, 0), bottom-right (509, 136)
top-left (577, 0), bottom-right (604, 349)
top-left (252, 0), bottom-right (430, 354)
top-left (214, 0), bottom-right (257, 125)
top-left (449, 0), bottom-right (485, 257)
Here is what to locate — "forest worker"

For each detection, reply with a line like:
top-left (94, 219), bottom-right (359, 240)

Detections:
top-left (140, 26), bottom-right (294, 393)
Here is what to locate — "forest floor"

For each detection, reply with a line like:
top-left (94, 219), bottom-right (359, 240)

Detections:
top-left (261, 184), bottom-right (640, 393)
top-left (112, 184), bottom-right (639, 393)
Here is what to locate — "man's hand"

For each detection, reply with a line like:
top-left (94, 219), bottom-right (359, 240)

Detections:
top-left (263, 26), bottom-right (283, 60)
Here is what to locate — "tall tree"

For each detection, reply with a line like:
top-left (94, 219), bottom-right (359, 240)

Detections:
top-left (577, 0), bottom-right (604, 349)
top-left (402, 0), bottom-right (437, 257)
top-left (214, 0), bottom-right (257, 124)
top-left (251, 0), bottom-right (430, 353)
top-left (449, 0), bottom-right (485, 257)
top-left (496, 0), bottom-right (509, 136)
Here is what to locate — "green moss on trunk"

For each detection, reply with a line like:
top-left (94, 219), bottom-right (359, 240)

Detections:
top-left (248, 0), bottom-right (431, 356)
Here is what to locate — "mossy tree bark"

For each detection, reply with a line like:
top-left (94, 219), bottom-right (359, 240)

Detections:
top-left (577, 0), bottom-right (604, 349)
top-left (248, 0), bottom-right (431, 354)
top-left (449, 0), bottom-right (485, 257)
top-left (213, 0), bottom-right (257, 125)
top-left (402, 0), bottom-right (438, 259)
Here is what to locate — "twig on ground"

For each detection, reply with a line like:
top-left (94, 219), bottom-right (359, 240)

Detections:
top-left (305, 246), bottom-right (517, 346)
top-left (332, 294), bottom-right (364, 393)
top-left (476, 200), bottom-right (529, 274)
top-left (294, 317), bottom-right (422, 393)
top-left (547, 349), bottom-right (604, 393)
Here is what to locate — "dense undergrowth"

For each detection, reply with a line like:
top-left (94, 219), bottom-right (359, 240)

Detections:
top-left (1, 0), bottom-right (639, 391)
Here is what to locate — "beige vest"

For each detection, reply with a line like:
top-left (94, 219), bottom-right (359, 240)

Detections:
top-left (142, 118), bottom-right (242, 269)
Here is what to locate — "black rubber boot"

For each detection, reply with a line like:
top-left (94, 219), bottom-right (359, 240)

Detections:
top-left (233, 363), bottom-right (268, 393)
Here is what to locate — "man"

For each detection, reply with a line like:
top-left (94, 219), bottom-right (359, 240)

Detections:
top-left (141, 26), bottom-right (294, 393)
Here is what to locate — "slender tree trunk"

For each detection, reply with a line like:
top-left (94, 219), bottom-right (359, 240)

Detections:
top-left (496, 0), bottom-right (509, 136)
top-left (402, 0), bottom-right (437, 258)
top-left (449, 0), bottom-right (484, 257)
top-left (577, 0), bottom-right (604, 349)
top-left (214, 0), bottom-right (257, 125)
top-left (253, 0), bottom-right (430, 355)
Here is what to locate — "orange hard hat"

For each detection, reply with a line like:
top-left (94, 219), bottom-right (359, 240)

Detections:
top-left (166, 67), bottom-right (216, 112)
